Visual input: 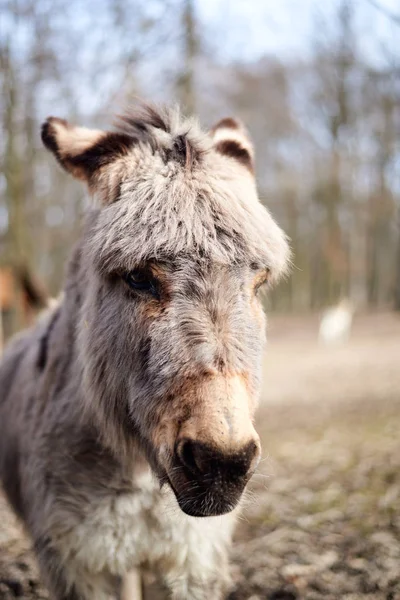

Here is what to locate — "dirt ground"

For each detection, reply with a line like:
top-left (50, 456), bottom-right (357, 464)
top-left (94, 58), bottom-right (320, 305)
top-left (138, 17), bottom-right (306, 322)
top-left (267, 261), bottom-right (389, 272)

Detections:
top-left (1, 312), bottom-right (400, 599)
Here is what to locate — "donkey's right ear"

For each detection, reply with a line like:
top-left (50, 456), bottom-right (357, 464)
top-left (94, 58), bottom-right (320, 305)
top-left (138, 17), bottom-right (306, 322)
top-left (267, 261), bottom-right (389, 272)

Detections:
top-left (41, 117), bottom-right (133, 184)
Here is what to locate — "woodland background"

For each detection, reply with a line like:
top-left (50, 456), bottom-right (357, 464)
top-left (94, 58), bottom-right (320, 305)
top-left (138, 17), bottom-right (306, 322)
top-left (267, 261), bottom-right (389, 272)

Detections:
top-left (1, 0), bottom-right (399, 337)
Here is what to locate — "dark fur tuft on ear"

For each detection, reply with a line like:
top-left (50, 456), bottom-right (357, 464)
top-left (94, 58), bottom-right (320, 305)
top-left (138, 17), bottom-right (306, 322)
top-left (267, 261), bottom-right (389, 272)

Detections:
top-left (210, 117), bottom-right (255, 173)
top-left (215, 140), bottom-right (253, 171)
top-left (41, 117), bottom-right (68, 161)
top-left (41, 117), bottom-right (134, 183)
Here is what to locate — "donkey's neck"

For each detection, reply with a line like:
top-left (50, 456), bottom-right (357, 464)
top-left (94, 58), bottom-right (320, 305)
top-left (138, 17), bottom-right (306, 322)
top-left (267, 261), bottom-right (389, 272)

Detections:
top-left (51, 238), bottom-right (145, 474)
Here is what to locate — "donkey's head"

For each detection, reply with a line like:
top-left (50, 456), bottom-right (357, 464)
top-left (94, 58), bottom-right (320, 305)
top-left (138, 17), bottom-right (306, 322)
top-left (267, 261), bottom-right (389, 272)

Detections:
top-left (42, 106), bottom-right (290, 517)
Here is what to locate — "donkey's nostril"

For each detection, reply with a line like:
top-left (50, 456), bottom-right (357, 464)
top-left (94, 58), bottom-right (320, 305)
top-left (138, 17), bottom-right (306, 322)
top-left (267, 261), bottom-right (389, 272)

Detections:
top-left (176, 439), bottom-right (204, 476)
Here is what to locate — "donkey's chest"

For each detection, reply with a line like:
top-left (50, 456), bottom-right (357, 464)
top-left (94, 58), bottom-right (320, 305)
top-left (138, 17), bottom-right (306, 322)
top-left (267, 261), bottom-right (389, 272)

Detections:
top-left (61, 473), bottom-right (233, 577)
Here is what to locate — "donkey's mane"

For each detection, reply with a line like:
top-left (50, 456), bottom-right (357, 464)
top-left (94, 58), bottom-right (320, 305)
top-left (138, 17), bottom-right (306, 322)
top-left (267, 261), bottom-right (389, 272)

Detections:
top-left (115, 103), bottom-right (206, 170)
top-left (117, 104), bottom-right (171, 136)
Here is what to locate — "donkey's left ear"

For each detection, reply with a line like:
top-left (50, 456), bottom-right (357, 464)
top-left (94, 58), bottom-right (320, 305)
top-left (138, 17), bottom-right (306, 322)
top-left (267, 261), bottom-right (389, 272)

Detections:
top-left (41, 117), bottom-right (133, 184)
top-left (210, 117), bottom-right (255, 173)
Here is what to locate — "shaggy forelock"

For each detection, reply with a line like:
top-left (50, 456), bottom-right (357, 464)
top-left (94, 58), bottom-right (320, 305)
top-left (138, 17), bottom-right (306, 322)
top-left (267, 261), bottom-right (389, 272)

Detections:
top-left (114, 103), bottom-right (208, 169)
top-left (88, 104), bottom-right (290, 279)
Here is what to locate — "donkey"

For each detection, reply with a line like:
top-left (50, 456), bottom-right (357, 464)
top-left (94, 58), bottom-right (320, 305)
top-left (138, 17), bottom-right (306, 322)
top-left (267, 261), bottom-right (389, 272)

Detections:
top-left (0, 104), bottom-right (289, 600)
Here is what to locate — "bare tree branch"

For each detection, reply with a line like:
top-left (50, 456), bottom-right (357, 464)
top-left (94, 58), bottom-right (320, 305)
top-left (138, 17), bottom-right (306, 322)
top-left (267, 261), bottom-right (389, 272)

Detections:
top-left (365, 0), bottom-right (400, 26)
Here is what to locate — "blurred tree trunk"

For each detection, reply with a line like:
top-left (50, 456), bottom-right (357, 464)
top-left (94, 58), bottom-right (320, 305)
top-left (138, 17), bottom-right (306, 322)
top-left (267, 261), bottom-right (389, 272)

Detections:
top-left (2, 38), bottom-right (27, 330)
top-left (311, 0), bottom-right (356, 307)
top-left (1, 2), bottom-right (58, 332)
top-left (177, 0), bottom-right (197, 114)
top-left (328, 1), bottom-right (353, 303)
top-left (367, 81), bottom-right (396, 306)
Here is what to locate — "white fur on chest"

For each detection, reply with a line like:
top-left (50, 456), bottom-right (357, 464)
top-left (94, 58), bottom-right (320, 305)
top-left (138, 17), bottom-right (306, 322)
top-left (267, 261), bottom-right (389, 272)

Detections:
top-left (59, 470), bottom-right (235, 581)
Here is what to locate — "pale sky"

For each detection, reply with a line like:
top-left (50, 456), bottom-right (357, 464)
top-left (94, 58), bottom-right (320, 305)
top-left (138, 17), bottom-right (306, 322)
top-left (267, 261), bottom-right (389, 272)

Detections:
top-left (2, 0), bottom-right (399, 121)
top-left (197, 0), bottom-right (399, 66)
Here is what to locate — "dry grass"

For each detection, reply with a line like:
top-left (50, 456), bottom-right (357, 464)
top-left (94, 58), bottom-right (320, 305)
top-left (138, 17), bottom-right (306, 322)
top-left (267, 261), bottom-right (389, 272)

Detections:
top-left (229, 312), bottom-right (400, 599)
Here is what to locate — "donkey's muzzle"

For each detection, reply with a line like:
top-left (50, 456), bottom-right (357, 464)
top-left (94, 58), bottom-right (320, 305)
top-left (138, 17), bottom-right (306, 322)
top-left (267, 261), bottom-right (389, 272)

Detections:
top-left (170, 437), bottom-right (261, 517)
top-left (176, 438), bottom-right (260, 480)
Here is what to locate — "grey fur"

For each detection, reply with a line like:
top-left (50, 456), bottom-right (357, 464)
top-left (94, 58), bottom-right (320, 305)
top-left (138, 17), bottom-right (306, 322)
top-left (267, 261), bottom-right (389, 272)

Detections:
top-left (0, 104), bottom-right (290, 600)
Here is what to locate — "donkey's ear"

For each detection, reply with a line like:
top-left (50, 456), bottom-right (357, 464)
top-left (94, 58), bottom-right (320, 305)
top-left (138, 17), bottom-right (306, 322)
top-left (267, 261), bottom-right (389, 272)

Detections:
top-left (210, 117), bottom-right (255, 173)
top-left (41, 117), bottom-right (133, 183)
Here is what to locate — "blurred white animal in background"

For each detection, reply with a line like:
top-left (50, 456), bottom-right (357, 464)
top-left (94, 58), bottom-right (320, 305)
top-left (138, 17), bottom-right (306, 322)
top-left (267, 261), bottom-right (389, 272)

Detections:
top-left (319, 299), bottom-right (354, 345)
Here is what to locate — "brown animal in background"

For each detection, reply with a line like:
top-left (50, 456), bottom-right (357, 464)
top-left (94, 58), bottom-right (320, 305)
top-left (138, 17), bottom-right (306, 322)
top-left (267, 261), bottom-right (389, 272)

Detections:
top-left (0, 104), bottom-right (290, 599)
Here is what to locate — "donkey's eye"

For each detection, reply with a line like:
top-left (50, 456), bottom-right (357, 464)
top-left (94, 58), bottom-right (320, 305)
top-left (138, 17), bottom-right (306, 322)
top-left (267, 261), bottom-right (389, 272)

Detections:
top-left (123, 269), bottom-right (159, 297)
